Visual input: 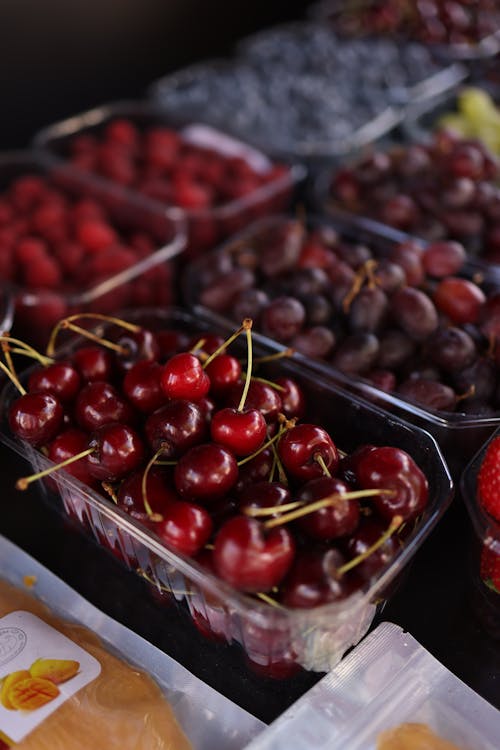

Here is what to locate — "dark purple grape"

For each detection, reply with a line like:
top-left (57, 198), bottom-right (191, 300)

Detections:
top-left (391, 287), bottom-right (439, 340)
top-left (260, 296), bottom-right (306, 342)
top-left (285, 268), bottom-right (329, 296)
top-left (301, 293), bottom-right (333, 326)
top-left (422, 240), bottom-right (466, 277)
top-left (377, 329), bottom-right (416, 370)
top-left (398, 378), bottom-right (456, 411)
top-left (374, 260), bottom-right (405, 293)
top-left (199, 268), bottom-right (255, 312)
top-left (331, 332), bottom-right (379, 374)
top-left (291, 326), bottom-right (335, 359)
top-left (453, 357), bottom-right (496, 402)
top-left (336, 243), bottom-right (372, 269)
top-left (348, 286), bottom-right (388, 333)
top-left (232, 288), bottom-right (270, 322)
top-left (428, 326), bottom-right (476, 372)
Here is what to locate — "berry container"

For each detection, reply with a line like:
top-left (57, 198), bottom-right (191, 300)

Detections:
top-left (182, 212), bottom-right (500, 477)
top-left (460, 431), bottom-right (500, 640)
top-left (310, 0), bottom-right (500, 61)
top-left (148, 56), bottom-right (403, 165)
top-left (0, 307), bottom-right (453, 676)
top-left (0, 151), bottom-right (186, 348)
top-left (33, 101), bottom-right (305, 259)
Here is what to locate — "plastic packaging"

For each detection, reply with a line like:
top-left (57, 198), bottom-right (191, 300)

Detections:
top-left (0, 151), bottom-right (185, 347)
top-left (0, 534), bottom-right (264, 749)
top-left (460, 431), bottom-right (500, 640)
top-left (244, 621), bottom-right (500, 749)
top-left (182, 212), bottom-right (500, 476)
top-left (0, 307), bottom-right (453, 676)
top-left (33, 101), bottom-right (304, 259)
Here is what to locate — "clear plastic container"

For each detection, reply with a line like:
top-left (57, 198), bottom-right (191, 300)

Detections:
top-left (0, 151), bottom-right (186, 347)
top-left (33, 101), bottom-right (305, 259)
top-left (310, 0), bottom-right (500, 61)
top-left (182, 212), bottom-right (500, 477)
top-left (0, 307), bottom-right (453, 676)
top-left (460, 431), bottom-right (500, 640)
top-left (245, 621), bottom-right (500, 749)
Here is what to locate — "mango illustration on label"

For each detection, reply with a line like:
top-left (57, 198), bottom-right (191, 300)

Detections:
top-left (0, 659), bottom-right (80, 714)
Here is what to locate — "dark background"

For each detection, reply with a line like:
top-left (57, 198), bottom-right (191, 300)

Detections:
top-left (0, 0), bottom-right (313, 149)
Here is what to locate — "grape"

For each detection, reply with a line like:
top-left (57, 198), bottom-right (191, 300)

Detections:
top-left (292, 326), bottom-right (336, 359)
top-left (389, 241), bottom-right (424, 286)
top-left (428, 327), bottom-right (476, 372)
top-left (199, 268), bottom-right (255, 312)
top-left (232, 288), bottom-right (270, 322)
top-left (373, 260), bottom-right (405, 293)
top-left (348, 286), bottom-right (388, 333)
top-left (381, 194), bottom-right (418, 229)
top-left (422, 240), bottom-right (466, 277)
top-left (260, 296), bottom-right (306, 342)
top-left (377, 329), bottom-right (416, 370)
top-left (391, 287), bottom-right (439, 340)
top-left (331, 332), bottom-right (379, 374)
top-left (398, 379), bottom-right (456, 411)
top-left (301, 294), bottom-right (333, 326)
top-left (433, 277), bottom-right (486, 324)
top-left (453, 357), bottom-right (496, 402)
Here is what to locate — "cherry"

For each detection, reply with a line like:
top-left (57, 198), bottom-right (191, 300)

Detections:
top-left (155, 329), bottom-right (190, 360)
top-left (280, 548), bottom-right (357, 608)
top-left (344, 517), bottom-right (400, 581)
top-left (161, 352), bottom-right (210, 401)
top-left (338, 444), bottom-right (377, 486)
top-left (157, 501), bottom-right (213, 557)
top-left (355, 447), bottom-right (428, 522)
top-left (123, 360), bottom-right (167, 413)
top-left (75, 381), bottom-right (136, 431)
top-left (112, 327), bottom-right (160, 371)
top-left (87, 423), bottom-right (145, 481)
top-left (238, 481), bottom-right (291, 516)
top-left (9, 392), bottom-right (64, 446)
top-left (210, 407), bottom-right (266, 456)
top-left (174, 443), bottom-right (238, 502)
top-left (48, 428), bottom-right (98, 489)
top-left (224, 379), bottom-right (283, 424)
top-left (204, 354), bottom-right (242, 394)
top-left (295, 477), bottom-right (360, 540)
top-left (28, 361), bottom-right (81, 404)
top-left (274, 376), bottom-right (306, 420)
top-left (235, 447), bottom-right (274, 493)
top-left (278, 424), bottom-right (339, 481)
top-left (145, 400), bottom-right (206, 456)
top-left (73, 345), bottom-right (114, 382)
top-left (214, 515), bottom-right (295, 592)
top-left (117, 467), bottom-right (177, 523)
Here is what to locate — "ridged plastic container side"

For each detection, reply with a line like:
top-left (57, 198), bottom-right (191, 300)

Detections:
top-left (0, 307), bottom-right (453, 675)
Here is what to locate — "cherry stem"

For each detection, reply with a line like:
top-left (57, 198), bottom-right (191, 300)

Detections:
top-left (365, 258), bottom-right (379, 289)
top-left (237, 417), bottom-right (296, 466)
top-left (0, 335), bottom-right (54, 367)
top-left (141, 445), bottom-right (168, 521)
top-left (59, 321), bottom-right (130, 355)
top-left (255, 592), bottom-right (284, 609)
top-left (264, 488), bottom-right (396, 530)
top-left (314, 452), bottom-right (331, 478)
top-left (189, 338), bottom-right (206, 354)
top-left (16, 447), bottom-right (94, 491)
top-left (242, 500), bottom-right (304, 517)
top-left (202, 318), bottom-right (251, 369)
top-left (46, 312), bottom-right (140, 357)
top-left (269, 423), bottom-right (288, 485)
top-left (0, 359), bottom-right (26, 396)
top-left (336, 514), bottom-right (404, 577)
top-left (456, 384), bottom-right (475, 403)
top-left (253, 349), bottom-right (294, 365)
top-left (238, 320), bottom-right (254, 412)
top-left (250, 376), bottom-right (286, 392)
top-left (101, 482), bottom-right (118, 504)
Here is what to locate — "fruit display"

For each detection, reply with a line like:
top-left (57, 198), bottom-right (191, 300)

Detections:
top-left (327, 129), bottom-right (500, 266)
top-left (0, 308), bottom-right (452, 675)
top-left (461, 433), bottom-right (500, 639)
top-left (34, 103), bottom-right (301, 258)
top-left (0, 153), bottom-right (184, 347)
top-left (151, 23), bottom-right (461, 161)
top-left (315, 0), bottom-right (500, 53)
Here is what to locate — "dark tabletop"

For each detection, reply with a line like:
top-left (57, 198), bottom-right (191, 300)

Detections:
top-left (0, 0), bottom-right (499, 728)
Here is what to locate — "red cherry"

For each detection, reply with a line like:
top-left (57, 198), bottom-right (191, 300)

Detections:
top-left (73, 345), bottom-right (114, 382)
top-left (75, 381), bottom-right (136, 431)
top-left (238, 481), bottom-right (290, 515)
top-left (278, 424), bottom-right (339, 481)
top-left (48, 428), bottom-right (97, 488)
top-left (210, 407), bottom-right (267, 456)
top-left (204, 354), bottom-right (242, 394)
top-left (295, 477), bottom-right (360, 540)
top-left (123, 360), bottom-right (167, 413)
top-left (275, 376), bottom-right (306, 419)
top-left (344, 517), bottom-right (400, 581)
top-left (161, 352), bottom-right (210, 401)
top-left (87, 423), bottom-right (144, 482)
top-left (280, 548), bottom-right (357, 608)
top-left (174, 443), bottom-right (238, 503)
top-left (235, 448), bottom-right (274, 493)
top-left (157, 501), bottom-right (213, 556)
top-left (117, 467), bottom-right (177, 523)
top-left (9, 392), bottom-right (64, 446)
top-left (214, 516), bottom-right (295, 592)
top-left (112, 327), bottom-right (160, 371)
top-left (28, 361), bottom-right (81, 404)
top-left (224, 379), bottom-right (282, 424)
top-left (145, 400), bottom-right (206, 456)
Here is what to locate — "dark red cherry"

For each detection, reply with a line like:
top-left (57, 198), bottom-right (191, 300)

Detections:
top-left (280, 547), bottom-right (357, 608)
top-left (155, 329), bottom-right (190, 360)
top-left (210, 407), bottom-right (267, 456)
top-left (275, 376), bottom-right (306, 419)
top-left (145, 400), bottom-right (206, 456)
top-left (87, 423), bottom-right (145, 481)
top-left (73, 345), bottom-right (114, 382)
top-left (28, 361), bottom-right (81, 403)
top-left (174, 443), bottom-right (238, 502)
top-left (224, 379), bottom-right (282, 423)
top-left (235, 448), bottom-right (274, 493)
top-left (188, 333), bottom-right (224, 354)
top-left (278, 424), bottom-right (339, 481)
top-left (213, 515), bottom-right (295, 592)
top-left (338, 444), bottom-right (377, 486)
top-left (295, 477), bottom-right (360, 540)
top-left (75, 381), bottom-right (135, 431)
top-left (344, 517), bottom-right (400, 581)
top-left (157, 501), bottom-right (213, 556)
top-left (48, 428), bottom-right (97, 488)
top-left (117, 467), bottom-right (178, 522)
top-left (9, 392), bottom-right (64, 446)
top-left (161, 352), bottom-right (210, 401)
top-left (123, 360), bottom-right (167, 413)
top-left (113, 327), bottom-right (160, 371)
top-left (356, 446), bottom-right (429, 522)
top-left (204, 354), bottom-right (242, 395)
top-left (238, 481), bottom-right (291, 516)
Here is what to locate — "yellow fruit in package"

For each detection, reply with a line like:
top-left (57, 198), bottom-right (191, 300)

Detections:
top-left (29, 658), bottom-right (79, 685)
top-left (0, 670), bottom-right (31, 710)
top-left (8, 677), bottom-right (59, 711)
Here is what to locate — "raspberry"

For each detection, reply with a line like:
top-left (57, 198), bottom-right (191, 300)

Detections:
top-left (71, 198), bottom-right (106, 223)
top-left (11, 175), bottom-right (46, 212)
top-left (105, 119), bottom-right (140, 149)
top-left (71, 134), bottom-right (97, 154)
top-left (76, 219), bottom-right (118, 253)
top-left (137, 178), bottom-right (172, 204)
top-left (31, 202), bottom-right (68, 242)
top-left (86, 246), bottom-right (137, 279)
top-left (15, 237), bottom-right (49, 264)
top-left (97, 144), bottom-right (135, 185)
top-left (53, 241), bottom-right (85, 275)
top-left (478, 436), bottom-right (500, 521)
top-left (0, 199), bottom-right (13, 226)
top-left (0, 246), bottom-right (14, 281)
top-left (23, 255), bottom-right (62, 289)
top-left (172, 178), bottom-right (212, 209)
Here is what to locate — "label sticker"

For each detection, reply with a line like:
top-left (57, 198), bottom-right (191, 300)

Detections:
top-left (0, 611), bottom-right (101, 745)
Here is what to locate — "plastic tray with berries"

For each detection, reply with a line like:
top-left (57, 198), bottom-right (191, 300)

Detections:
top-left (182, 212), bottom-right (500, 477)
top-left (460, 429), bottom-right (500, 641)
top-left (315, 128), bottom-right (500, 278)
top-left (0, 306), bottom-right (452, 676)
top-left (32, 100), bottom-right (305, 260)
top-left (310, 0), bottom-right (500, 61)
top-left (0, 150), bottom-right (186, 348)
